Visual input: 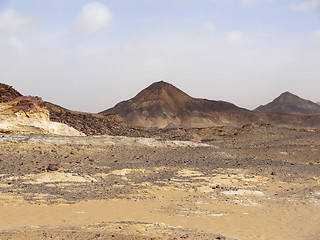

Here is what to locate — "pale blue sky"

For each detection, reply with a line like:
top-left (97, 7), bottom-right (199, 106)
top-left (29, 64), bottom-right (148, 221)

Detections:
top-left (0, 0), bottom-right (319, 112)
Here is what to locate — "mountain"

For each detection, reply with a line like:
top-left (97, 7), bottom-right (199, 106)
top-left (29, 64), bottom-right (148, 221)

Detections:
top-left (100, 81), bottom-right (255, 128)
top-left (254, 92), bottom-right (320, 115)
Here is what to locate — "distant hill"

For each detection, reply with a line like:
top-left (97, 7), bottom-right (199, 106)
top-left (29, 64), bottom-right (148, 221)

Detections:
top-left (100, 81), bottom-right (255, 128)
top-left (254, 92), bottom-right (320, 115)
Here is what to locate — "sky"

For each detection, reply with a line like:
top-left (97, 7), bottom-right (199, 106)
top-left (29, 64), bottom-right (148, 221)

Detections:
top-left (0, 0), bottom-right (320, 112)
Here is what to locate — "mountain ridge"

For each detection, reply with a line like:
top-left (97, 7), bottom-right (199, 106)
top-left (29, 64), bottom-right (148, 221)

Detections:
top-left (2, 82), bottom-right (320, 132)
top-left (254, 91), bottom-right (320, 115)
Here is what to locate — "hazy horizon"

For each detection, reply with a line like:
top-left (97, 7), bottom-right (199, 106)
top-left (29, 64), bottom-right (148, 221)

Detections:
top-left (1, 0), bottom-right (320, 113)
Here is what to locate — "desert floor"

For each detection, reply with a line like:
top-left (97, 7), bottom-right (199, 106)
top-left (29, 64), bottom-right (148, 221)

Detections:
top-left (0, 125), bottom-right (319, 240)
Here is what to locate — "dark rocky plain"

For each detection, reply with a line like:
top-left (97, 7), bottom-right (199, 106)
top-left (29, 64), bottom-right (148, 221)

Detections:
top-left (0, 124), bottom-right (319, 239)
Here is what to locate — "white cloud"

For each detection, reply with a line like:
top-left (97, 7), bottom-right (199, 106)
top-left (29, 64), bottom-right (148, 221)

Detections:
top-left (7, 36), bottom-right (25, 53)
top-left (0, 9), bottom-right (34, 34)
top-left (72, 2), bottom-right (112, 35)
top-left (225, 30), bottom-right (245, 46)
top-left (239, 0), bottom-right (273, 6)
top-left (224, 30), bottom-right (258, 46)
top-left (180, 0), bottom-right (273, 6)
top-left (310, 29), bottom-right (320, 43)
top-left (290, 0), bottom-right (320, 11)
top-left (204, 21), bottom-right (215, 32)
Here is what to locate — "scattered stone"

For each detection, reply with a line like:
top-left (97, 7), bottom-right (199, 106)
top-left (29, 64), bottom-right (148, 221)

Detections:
top-left (47, 163), bottom-right (61, 172)
top-left (180, 234), bottom-right (189, 239)
top-left (216, 236), bottom-right (226, 240)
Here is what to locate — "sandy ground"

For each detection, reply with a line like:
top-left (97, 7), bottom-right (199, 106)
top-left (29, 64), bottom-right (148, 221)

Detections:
top-left (0, 125), bottom-right (319, 239)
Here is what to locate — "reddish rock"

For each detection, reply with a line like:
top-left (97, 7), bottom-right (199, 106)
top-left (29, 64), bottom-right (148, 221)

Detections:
top-left (0, 83), bottom-right (22, 103)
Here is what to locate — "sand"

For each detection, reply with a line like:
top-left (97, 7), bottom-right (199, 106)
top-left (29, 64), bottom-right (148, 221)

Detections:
top-left (0, 125), bottom-right (319, 239)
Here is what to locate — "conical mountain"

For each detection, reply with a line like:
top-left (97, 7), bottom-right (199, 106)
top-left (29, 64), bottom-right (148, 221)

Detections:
top-left (100, 81), bottom-right (253, 128)
top-left (254, 92), bottom-right (320, 115)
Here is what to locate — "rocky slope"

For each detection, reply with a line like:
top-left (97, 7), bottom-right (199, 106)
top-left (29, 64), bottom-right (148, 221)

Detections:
top-left (46, 102), bottom-right (206, 141)
top-left (0, 83), bottom-right (137, 136)
top-left (254, 92), bottom-right (320, 115)
top-left (0, 83), bottom-right (22, 103)
top-left (0, 95), bottom-right (84, 136)
top-left (100, 81), bottom-right (256, 128)
top-left (45, 102), bottom-right (131, 136)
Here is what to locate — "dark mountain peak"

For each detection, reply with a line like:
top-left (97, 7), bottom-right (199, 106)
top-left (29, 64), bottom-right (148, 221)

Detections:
top-left (0, 83), bottom-right (22, 103)
top-left (276, 91), bottom-right (314, 104)
top-left (275, 91), bottom-right (303, 104)
top-left (143, 81), bottom-right (187, 94)
top-left (131, 81), bottom-right (192, 104)
top-left (254, 91), bottom-right (320, 115)
top-left (278, 91), bottom-right (299, 98)
top-left (147, 80), bottom-right (168, 89)
top-left (279, 91), bottom-right (293, 98)
top-left (100, 81), bottom-right (249, 128)
top-left (281, 91), bottom-right (292, 95)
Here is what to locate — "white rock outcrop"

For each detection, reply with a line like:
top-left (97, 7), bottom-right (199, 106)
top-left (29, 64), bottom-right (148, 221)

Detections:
top-left (0, 96), bottom-right (85, 136)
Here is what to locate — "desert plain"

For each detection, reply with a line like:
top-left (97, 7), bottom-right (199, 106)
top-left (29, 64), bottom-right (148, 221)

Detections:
top-left (0, 125), bottom-right (319, 240)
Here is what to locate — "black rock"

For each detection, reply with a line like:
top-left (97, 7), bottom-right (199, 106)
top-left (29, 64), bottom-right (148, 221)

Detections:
top-left (47, 163), bottom-right (60, 172)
